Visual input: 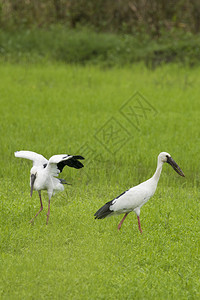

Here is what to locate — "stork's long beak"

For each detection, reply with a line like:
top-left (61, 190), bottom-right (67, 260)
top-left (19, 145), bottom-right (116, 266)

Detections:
top-left (167, 157), bottom-right (185, 177)
top-left (30, 174), bottom-right (36, 197)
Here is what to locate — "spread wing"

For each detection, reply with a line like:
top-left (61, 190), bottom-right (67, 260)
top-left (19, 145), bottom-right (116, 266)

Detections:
top-left (14, 151), bottom-right (48, 167)
top-left (47, 154), bottom-right (84, 176)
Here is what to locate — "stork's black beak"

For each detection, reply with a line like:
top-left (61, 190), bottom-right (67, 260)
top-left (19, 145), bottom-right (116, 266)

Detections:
top-left (167, 157), bottom-right (185, 177)
top-left (30, 174), bottom-right (36, 197)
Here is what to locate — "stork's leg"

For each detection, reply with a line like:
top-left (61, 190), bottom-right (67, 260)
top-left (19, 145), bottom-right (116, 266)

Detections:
top-left (46, 197), bottom-right (51, 225)
top-left (30, 191), bottom-right (43, 223)
top-left (118, 213), bottom-right (129, 231)
top-left (137, 216), bottom-right (142, 234)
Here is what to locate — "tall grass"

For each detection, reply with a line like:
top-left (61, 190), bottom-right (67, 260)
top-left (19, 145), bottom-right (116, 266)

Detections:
top-left (0, 63), bottom-right (200, 299)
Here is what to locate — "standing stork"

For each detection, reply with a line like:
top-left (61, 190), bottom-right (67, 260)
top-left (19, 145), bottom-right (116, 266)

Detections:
top-left (94, 152), bottom-right (185, 233)
top-left (15, 151), bottom-right (84, 224)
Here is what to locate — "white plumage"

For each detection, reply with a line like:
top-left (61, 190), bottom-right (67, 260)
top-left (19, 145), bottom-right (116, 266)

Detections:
top-left (15, 150), bottom-right (84, 224)
top-left (94, 152), bottom-right (185, 233)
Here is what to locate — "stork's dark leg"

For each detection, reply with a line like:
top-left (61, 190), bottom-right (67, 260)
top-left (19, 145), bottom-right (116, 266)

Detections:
top-left (30, 191), bottom-right (43, 223)
top-left (137, 216), bottom-right (142, 234)
top-left (118, 213), bottom-right (129, 231)
top-left (46, 197), bottom-right (51, 225)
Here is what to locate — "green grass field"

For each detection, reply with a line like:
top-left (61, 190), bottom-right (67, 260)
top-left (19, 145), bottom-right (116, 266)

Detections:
top-left (0, 62), bottom-right (200, 299)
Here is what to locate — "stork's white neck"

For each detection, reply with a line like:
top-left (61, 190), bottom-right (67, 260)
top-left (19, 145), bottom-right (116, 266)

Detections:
top-left (152, 160), bottom-right (164, 182)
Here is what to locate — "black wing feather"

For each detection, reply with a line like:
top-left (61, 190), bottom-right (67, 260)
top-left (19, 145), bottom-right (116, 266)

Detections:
top-left (57, 155), bottom-right (84, 172)
top-left (94, 191), bottom-right (127, 219)
top-left (94, 200), bottom-right (114, 219)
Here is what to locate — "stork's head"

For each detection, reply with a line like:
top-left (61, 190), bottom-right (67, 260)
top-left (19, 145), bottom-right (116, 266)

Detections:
top-left (158, 152), bottom-right (185, 177)
top-left (30, 166), bottom-right (37, 197)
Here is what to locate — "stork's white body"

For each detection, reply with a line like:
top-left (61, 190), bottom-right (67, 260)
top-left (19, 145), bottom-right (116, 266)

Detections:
top-left (110, 177), bottom-right (157, 217)
top-left (15, 150), bottom-right (84, 224)
top-left (30, 165), bottom-right (64, 197)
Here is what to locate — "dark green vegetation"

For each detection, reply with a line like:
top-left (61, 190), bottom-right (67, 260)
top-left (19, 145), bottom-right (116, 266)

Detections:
top-left (1, 1), bottom-right (200, 68)
top-left (0, 63), bottom-right (200, 298)
top-left (1, 26), bottom-right (200, 67)
top-left (1, 0), bottom-right (200, 36)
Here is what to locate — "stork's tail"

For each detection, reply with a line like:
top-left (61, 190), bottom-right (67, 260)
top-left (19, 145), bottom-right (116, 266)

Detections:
top-left (58, 178), bottom-right (72, 185)
top-left (94, 200), bottom-right (113, 219)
